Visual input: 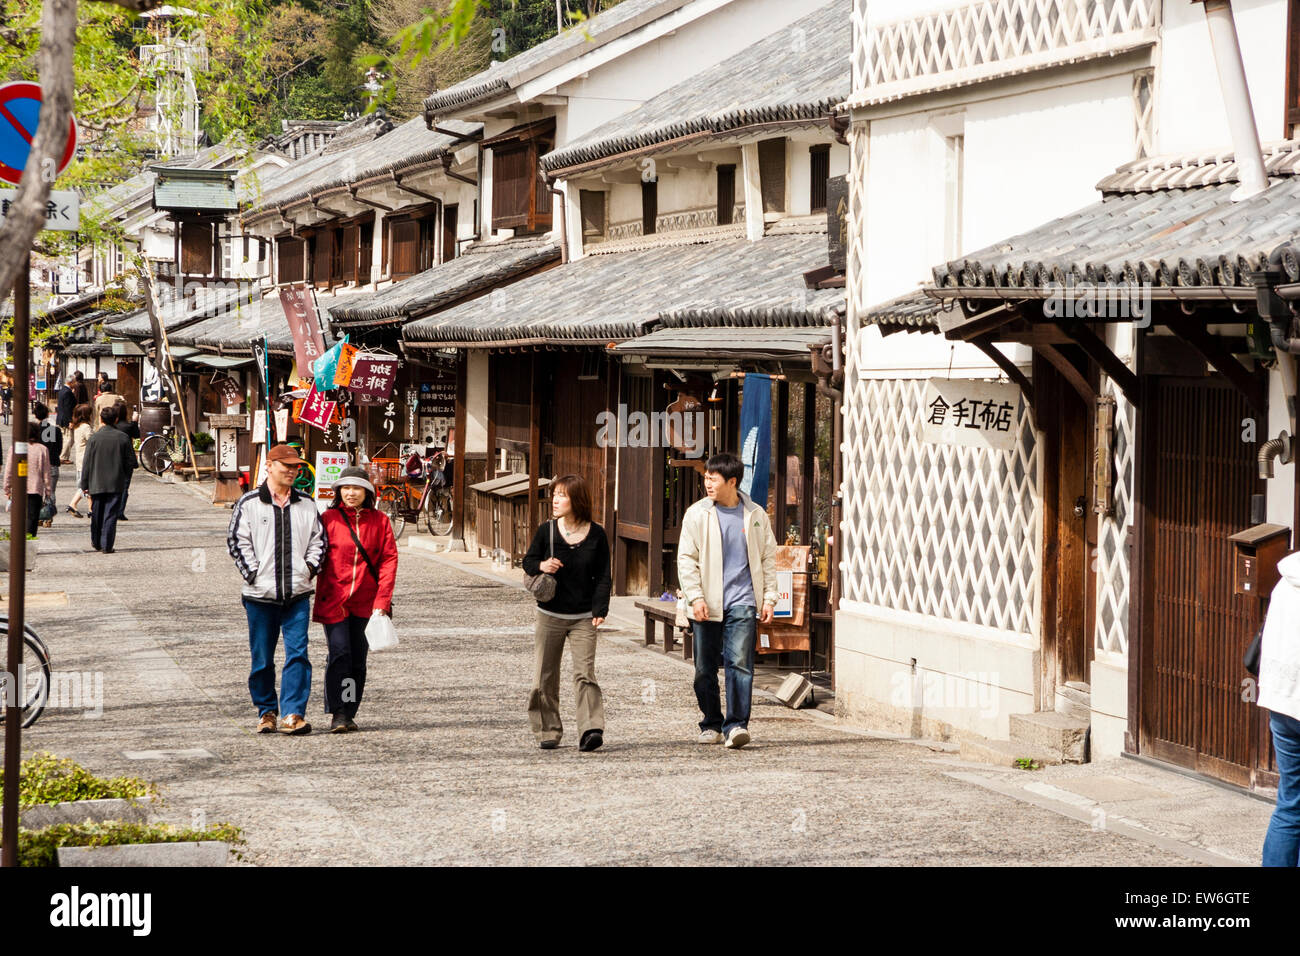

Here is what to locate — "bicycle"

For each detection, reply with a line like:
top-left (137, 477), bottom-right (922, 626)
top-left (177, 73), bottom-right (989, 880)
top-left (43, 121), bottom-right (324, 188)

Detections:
top-left (0, 615), bottom-right (52, 729)
top-left (138, 426), bottom-right (189, 476)
top-left (376, 451), bottom-right (453, 538)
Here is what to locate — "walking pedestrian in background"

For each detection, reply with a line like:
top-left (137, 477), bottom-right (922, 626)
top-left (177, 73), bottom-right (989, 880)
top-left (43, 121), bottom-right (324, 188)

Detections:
top-left (227, 443), bottom-right (327, 736)
top-left (3, 422), bottom-right (53, 538)
top-left (79, 405), bottom-right (135, 553)
top-left (677, 452), bottom-right (778, 750)
top-left (115, 408), bottom-right (140, 521)
top-left (314, 467), bottom-right (397, 733)
top-left (66, 403), bottom-right (92, 518)
top-left (32, 401), bottom-right (62, 524)
top-left (1260, 551), bottom-right (1300, 866)
top-left (521, 474), bottom-right (611, 752)
top-left (56, 374), bottom-right (77, 451)
top-left (93, 380), bottom-right (126, 432)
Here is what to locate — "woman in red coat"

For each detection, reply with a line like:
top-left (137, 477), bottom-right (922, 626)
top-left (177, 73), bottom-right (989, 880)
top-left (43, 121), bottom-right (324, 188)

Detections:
top-left (314, 466), bottom-right (398, 733)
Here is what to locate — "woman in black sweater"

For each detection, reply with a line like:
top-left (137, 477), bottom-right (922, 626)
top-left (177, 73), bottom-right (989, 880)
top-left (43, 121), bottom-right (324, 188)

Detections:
top-left (521, 474), bottom-right (612, 752)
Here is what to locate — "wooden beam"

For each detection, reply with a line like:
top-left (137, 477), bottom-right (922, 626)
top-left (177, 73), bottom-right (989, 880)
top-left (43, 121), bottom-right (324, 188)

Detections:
top-left (1170, 321), bottom-right (1267, 417)
top-left (971, 337), bottom-right (1036, 428)
top-left (939, 303), bottom-right (1018, 341)
top-left (1061, 321), bottom-right (1141, 407)
top-left (527, 353), bottom-right (541, 541)
top-left (1037, 342), bottom-right (1096, 405)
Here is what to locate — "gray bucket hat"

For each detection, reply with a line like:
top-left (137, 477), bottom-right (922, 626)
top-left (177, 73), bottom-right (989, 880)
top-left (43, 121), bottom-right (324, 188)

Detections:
top-left (333, 465), bottom-right (375, 495)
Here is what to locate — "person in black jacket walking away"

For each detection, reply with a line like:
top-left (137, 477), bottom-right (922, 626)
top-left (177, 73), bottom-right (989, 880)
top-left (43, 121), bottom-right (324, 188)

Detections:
top-left (521, 474), bottom-right (611, 752)
top-left (79, 405), bottom-right (136, 553)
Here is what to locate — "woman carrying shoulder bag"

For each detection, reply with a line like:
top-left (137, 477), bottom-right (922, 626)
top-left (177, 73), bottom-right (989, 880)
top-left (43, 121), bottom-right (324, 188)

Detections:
top-left (314, 466), bottom-right (398, 733)
top-left (1259, 551), bottom-right (1300, 866)
top-left (521, 474), bottom-right (611, 752)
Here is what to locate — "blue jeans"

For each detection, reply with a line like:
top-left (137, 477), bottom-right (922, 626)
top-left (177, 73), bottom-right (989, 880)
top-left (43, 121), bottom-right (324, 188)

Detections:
top-left (243, 595), bottom-right (312, 719)
top-left (1264, 711), bottom-right (1300, 867)
top-left (692, 605), bottom-right (756, 735)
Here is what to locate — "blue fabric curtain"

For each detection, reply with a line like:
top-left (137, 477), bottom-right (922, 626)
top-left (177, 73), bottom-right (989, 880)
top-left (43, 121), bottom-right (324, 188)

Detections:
top-left (739, 373), bottom-right (772, 508)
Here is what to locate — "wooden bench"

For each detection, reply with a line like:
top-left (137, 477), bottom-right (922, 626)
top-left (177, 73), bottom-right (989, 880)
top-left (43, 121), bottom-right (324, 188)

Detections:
top-left (633, 598), bottom-right (692, 660)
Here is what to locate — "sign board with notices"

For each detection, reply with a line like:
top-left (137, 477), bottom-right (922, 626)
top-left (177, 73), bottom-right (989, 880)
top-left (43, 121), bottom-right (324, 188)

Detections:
top-left (215, 428), bottom-right (239, 475)
top-left (418, 380), bottom-right (456, 416)
top-left (918, 378), bottom-right (1021, 453)
top-left (314, 451), bottom-right (349, 502)
top-left (755, 545), bottom-right (812, 655)
top-left (349, 353), bottom-right (397, 405)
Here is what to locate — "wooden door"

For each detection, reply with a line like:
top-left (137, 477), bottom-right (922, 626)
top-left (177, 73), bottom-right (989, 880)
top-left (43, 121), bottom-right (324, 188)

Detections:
top-left (1142, 377), bottom-right (1262, 787)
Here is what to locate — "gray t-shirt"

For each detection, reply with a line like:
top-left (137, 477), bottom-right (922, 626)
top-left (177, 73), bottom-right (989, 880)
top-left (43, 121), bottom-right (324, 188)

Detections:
top-left (716, 502), bottom-right (756, 610)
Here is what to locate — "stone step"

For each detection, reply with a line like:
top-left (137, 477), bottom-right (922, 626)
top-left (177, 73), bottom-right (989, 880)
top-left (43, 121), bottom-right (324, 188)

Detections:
top-left (957, 736), bottom-right (1062, 768)
top-left (1009, 711), bottom-right (1090, 763)
top-left (1055, 683), bottom-right (1091, 721)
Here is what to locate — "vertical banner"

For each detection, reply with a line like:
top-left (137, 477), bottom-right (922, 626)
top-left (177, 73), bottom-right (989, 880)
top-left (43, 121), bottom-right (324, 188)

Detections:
top-left (278, 285), bottom-right (327, 379)
top-left (738, 373), bottom-right (772, 508)
top-left (250, 335), bottom-right (272, 447)
top-left (348, 353), bottom-right (398, 405)
top-left (298, 383), bottom-right (336, 432)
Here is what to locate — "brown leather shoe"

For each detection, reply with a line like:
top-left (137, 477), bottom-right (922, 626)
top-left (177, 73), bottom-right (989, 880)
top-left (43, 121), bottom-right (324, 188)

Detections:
top-left (257, 712), bottom-right (278, 734)
top-left (279, 714), bottom-right (311, 735)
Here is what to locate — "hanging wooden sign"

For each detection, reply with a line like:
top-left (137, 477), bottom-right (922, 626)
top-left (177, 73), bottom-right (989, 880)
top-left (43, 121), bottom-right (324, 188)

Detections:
top-left (918, 378), bottom-right (1021, 453)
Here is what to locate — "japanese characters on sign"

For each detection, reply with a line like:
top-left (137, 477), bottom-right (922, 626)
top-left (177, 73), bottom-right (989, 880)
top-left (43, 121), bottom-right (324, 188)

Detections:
top-left (919, 378), bottom-right (1022, 453)
top-left (216, 428), bottom-right (239, 473)
top-left (314, 451), bottom-right (350, 502)
top-left (348, 353), bottom-right (397, 405)
top-left (278, 285), bottom-right (327, 380)
top-left (0, 189), bottom-right (80, 231)
top-left (213, 374), bottom-right (243, 410)
top-left (418, 380), bottom-right (456, 416)
top-left (296, 382), bottom-right (336, 432)
top-left (333, 343), bottom-right (359, 387)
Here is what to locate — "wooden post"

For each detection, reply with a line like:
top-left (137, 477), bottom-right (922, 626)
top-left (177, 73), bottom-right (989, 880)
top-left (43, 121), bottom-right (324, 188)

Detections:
top-left (648, 370), bottom-right (666, 596)
top-left (603, 356), bottom-right (618, 547)
top-left (801, 382), bottom-right (815, 546)
top-left (2, 255), bottom-right (32, 867)
top-left (485, 353), bottom-right (497, 480)
top-left (450, 349), bottom-right (468, 550)
top-left (527, 351), bottom-right (540, 540)
top-left (775, 378), bottom-right (789, 540)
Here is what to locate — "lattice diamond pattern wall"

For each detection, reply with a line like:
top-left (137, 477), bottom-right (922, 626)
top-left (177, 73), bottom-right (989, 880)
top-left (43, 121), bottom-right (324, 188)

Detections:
top-left (842, 377), bottom-right (1042, 638)
top-left (1094, 380), bottom-right (1134, 661)
top-left (856, 0), bottom-right (1158, 96)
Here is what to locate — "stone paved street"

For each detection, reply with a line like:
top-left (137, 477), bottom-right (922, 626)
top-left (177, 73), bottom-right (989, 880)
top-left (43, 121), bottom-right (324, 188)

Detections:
top-left (8, 476), bottom-right (1224, 865)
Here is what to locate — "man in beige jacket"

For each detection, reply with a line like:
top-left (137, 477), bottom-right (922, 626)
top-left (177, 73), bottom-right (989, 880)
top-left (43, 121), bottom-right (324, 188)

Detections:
top-left (677, 452), bottom-right (778, 749)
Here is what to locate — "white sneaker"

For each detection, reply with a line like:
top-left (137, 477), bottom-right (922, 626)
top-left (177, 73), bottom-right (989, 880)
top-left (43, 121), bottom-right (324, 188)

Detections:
top-left (724, 727), bottom-right (751, 749)
top-left (697, 730), bottom-right (723, 744)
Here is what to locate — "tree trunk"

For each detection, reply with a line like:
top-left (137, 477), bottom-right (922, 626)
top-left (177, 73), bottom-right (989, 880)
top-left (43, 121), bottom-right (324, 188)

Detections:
top-left (0, 0), bottom-right (76, 307)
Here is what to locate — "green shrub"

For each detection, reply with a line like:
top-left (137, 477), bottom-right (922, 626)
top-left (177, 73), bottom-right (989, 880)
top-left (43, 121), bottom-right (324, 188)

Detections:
top-left (13, 820), bottom-right (245, 867)
top-left (0, 752), bottom-right (158, 808)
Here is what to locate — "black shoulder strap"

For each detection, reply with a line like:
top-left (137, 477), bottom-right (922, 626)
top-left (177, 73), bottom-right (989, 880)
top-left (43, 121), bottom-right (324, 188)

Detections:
top-left (344, 514), bottom-right (381, 583)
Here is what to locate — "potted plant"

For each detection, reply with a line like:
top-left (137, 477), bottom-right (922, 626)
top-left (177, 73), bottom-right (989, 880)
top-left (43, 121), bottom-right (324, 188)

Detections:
top-left (0, 530), bottom-right (38, 572)
top-left (189, 431), bottom-right (216, 469)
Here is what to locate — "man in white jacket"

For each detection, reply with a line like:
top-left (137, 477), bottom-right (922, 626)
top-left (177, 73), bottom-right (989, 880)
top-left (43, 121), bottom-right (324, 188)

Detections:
top-left (1260, 550), bottom-right (1300, 866)
top-left (677, 452), bottom-right (777, 750)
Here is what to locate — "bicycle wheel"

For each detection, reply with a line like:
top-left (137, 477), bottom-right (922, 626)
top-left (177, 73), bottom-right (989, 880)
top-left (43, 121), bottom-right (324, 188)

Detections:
top-left (378, 487), bottom-right (406, 538)
top-left (422, 488), bottom-right (453, 536)
top-left (0, 631), bottom-right (51, 728)
top-left (139, 435), bottom-right (170, 475)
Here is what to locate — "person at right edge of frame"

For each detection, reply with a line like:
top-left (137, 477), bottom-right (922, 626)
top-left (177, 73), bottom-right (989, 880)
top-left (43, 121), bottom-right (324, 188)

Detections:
top-left (521, 474), bottom-right (611, 753)
top-left (1259, 550), bottom-right (1300, 866)
top-left (677, 451), bottom-right (777, 751)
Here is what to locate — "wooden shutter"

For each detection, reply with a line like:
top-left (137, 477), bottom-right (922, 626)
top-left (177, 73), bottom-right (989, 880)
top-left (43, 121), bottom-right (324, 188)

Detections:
top-left (758, 138), bottom-right (787, 213)
top-left (716, 165), bottom-right (736, 226)
top-left (277, 238), bottom-right (303, 283)
top-left (418, 217), bottom-right (437, 273)
top-left (492, 144), bottom-right (533, 230)
top-left (442, 205), bottom-right (458, 262)
top-left (391, 219), bottom-right (419, 278)
top-left (580, 190), bottom-right (605, 237)
top-left (641, 180), bottom-right (657, 236)
top-left (358, 222), bottom-right (373, 282)
top-left (810, 145), bottom-right (830, 212)
top-left (312, 230), bottom-right (333, 287)
top-left (339, 225), bottom-right (359, 283)
top-left (181, 221), bottom-right (213, 275)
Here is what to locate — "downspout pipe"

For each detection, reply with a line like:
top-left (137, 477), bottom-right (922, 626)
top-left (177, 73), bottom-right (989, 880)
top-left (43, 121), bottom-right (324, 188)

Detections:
top-left (1199, 0), bottom-right (1270, 201)
top-left (543, 168), bottom-right (569, 265)
top-left (1250, 245), bottom-right (1299, 474)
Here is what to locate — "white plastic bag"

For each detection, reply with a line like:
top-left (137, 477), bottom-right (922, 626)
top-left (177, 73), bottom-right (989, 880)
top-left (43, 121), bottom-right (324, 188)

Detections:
top-left (365, 610), bottom-right (398, 651)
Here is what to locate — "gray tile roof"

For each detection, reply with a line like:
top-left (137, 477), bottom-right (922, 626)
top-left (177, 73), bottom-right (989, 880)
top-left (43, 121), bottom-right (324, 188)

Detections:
top-left (863, 289), bottom-right (945, 331)
top-left (242, 115), bottom-right (478, 218)
top-left (402, 229), bottom-right (834, 346)
top-left (423, 0), bottom-right (692, 122)
top-left (612, 322), bottom-right (833, 359)
top-left (104, 287), bottom-right (252, 338)
top-left (543, 0), bottom-right (850, 173)
top-left (325, 236), bottom-right (561, 326)
top-left (1097, 140), bottom-right (1300, 194)
top-left (166, 294), bottom-right (298, 355)
top-left (931, 173), bottom-right (1300, 293)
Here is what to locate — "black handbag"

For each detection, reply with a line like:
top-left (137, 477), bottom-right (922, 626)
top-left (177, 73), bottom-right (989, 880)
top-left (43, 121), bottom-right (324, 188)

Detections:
top-left (1244, 625), bottom-right (1263, 677)
top-left (524, 520), bottom-right (558, 603)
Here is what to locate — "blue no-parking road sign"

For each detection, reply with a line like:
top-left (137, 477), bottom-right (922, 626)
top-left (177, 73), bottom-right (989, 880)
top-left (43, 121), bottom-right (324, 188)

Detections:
top-left (0, 81), bottom-right (78, 186)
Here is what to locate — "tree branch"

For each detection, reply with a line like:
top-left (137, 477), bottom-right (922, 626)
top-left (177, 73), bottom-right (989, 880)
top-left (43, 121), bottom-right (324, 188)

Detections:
top-left (0, 0), bottom-right (75, 306)
top-left (90, 0), bottom-right (167, 11)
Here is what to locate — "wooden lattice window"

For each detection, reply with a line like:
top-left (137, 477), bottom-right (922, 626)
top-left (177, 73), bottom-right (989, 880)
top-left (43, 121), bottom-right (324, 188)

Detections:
top-left (311, 230), bottom-right (333, 287)
top-left (810, 145), bottom-right (830, 213)
top-left (442, 205), bottom-right (458, 262)
top-left (580, 190), bottom-right (605, 238)
top-left (717, 165), bottom-right (736, 226)
top-left (390, 219), bottom-right (420, 279)
top-left (358, 222), bottom-right (374, 282)
top-left (277, 238), bottom-right (304, 283)
top-left (338, 224), bottom-right (359, 283)
top-left (758, 138), bottom-right (787, 213)
top-left (487, 120), bottom-right (555, 233)
top-left (641, 180), bottom-right (657, 236)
